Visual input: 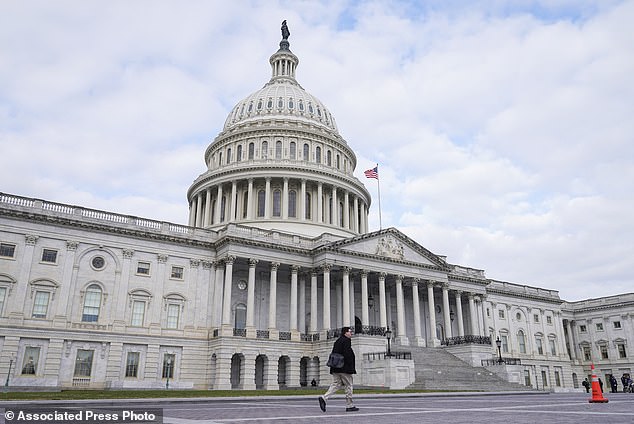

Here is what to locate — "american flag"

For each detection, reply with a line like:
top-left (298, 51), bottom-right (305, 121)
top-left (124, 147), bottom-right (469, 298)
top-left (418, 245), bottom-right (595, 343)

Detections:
top-left (364, 166), bottom-right (378, 179)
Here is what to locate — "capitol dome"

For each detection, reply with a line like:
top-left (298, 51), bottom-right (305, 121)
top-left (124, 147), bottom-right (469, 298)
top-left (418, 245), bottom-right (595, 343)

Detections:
top-left (187, 24), bottom-right (371, 238)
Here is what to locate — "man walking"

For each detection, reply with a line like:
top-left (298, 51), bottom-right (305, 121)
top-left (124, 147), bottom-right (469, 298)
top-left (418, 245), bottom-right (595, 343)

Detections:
top-left (319, 326), bottom-right (358, 412)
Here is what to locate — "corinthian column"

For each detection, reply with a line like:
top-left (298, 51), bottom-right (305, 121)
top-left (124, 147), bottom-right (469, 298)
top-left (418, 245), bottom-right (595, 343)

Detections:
top-left (342, 267), bottom-right (350, 327)
top-left (378, 272), bottom-right (387, 329)
top-left (322, 264), bottom-right (331, 330)
top-left (268, 262), bottom-right (279, 331)
top-left (395, 275), bottom-right (409, 345)
top-left (221, 256), bottom-right (235, 334)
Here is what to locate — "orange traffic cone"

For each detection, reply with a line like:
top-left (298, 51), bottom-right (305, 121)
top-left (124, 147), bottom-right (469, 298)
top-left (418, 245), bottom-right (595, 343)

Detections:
top-left (588, 364), bottom-right (608, 403)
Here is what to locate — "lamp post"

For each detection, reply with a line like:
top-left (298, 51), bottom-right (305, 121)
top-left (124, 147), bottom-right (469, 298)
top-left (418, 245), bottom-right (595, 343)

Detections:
top-left (496, 336), bottom-right (504, 364)
top-left (4, 357), bottom-right (14, 391)
top-left (165, 358), bottom-right (172, 389)
top-left (385, 327), bottom-right (393, 358)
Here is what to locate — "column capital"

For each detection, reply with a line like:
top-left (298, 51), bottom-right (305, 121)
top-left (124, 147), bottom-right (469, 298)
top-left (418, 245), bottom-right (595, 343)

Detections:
top-left (379, 272), bottom-right (387, 280)
top-left (291, 264), bottom-right (300, 273)
top-left (342, 266), bottom-right (351, 274)
top-left (225, 255), bottom-right (236, 265)
top-left (270, 262), bottom-right (280, 271)
top-left (395, 274), bottom-right (404, 282)
top-left (411, 278), bottom-right (420, 287)
top-left (249, 258), bottom-right (259, 267)
top-left (189, 259), bottom-right (201, 268)
top-left (322, 263), bottom-right (331, 272)
top-left (360, 270), bottom-right (368, 278)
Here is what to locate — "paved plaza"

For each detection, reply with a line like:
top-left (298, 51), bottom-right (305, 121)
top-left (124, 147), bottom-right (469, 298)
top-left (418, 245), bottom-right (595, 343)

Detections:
top-left (3, 392), bottom-right (633, 424)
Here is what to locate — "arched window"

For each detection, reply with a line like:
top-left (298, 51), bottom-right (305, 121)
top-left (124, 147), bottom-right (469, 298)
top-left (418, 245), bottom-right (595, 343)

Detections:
top-left (82, 284), bottom-right (102, 322)
top-left (257, 190), bottom-right (265, 217)
top-left (338, 201), bottom-right (344, 226)
top-left (289, 142), bottom-right (296, 159)
top-left (248, 142), bottom-right (255, 160)
top-left (227, 148), bottom-right (232, 164)
top-left (303, 143), bottom-right (309, 161)
top-left (218, 151), bottom-right (223, 165)
top-left (315, 147), bottom-right (321, 164)
top-left (237, 145), bottom-right (242, 162)
top-left (336, 154), bottom-right (340, 169)
top-left (261, 141), bottom-right (268, 159)
top-left (275, 141), bottom-right (282, 159)
top-left (220, 196), bottom-right (226, 222)
top-left (305, 193), bottom-right (311, 219)
top-left (242, 193), bottom-right (248, 219)
top-left (327, 150), bottom-right (332, 166)
top-left (273, 189), bottom-right (281, 217)
top-left (518, 330), bottom-right (526, 354)
top-left (288, 190), bottom-right (297, 218)
top-left (234, 303), bottom-right (247, 329)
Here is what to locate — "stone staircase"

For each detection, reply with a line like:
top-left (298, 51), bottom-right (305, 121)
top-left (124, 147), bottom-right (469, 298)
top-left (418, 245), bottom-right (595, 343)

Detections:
top-left (406, 346), bottom-right (531, 391)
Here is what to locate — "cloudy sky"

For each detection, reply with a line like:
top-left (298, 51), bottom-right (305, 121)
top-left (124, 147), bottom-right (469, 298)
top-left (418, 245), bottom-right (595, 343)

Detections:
top-left (1, 0), bottom-right (632, 301)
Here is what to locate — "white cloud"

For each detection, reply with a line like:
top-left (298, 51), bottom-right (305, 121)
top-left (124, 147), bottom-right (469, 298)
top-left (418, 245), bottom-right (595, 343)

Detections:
top-left (1, 0), bottom-right (632, 301)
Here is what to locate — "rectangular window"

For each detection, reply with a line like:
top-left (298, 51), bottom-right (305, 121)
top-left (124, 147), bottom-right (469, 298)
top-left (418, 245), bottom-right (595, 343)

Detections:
top-left (125, 352), bottom-right (139, 378)
top-left (0, 286), bottom-right (6, 315)
top-left (170, 266), bottom-right (184, 280)
top-left (541, 370), bottom-right (548, 387)
top-left (600, 345), bottom-right (609, 359)
top-left (613, 321), bottom-right (621, 329)
top-left (32, 291), bottom-right (50, 318)
top-left (82, 289), bottom-right (101, 322)
top-left (131, 301), bottom-right (145, 326)
top-left (596, 323), bottom-right (604, 331)
top-left (546, 316), bottom-right (552, 325)
top-left (21, 346), bottom-right (40, 375)
top-left (536, 338), bottom-right (544, 355)
top-left (554, 370), bottom-right (561, 387)
top-left (74, 349), bottom-right (94, 377)
top-left (166, 304), bottom-right (180, 329)
top-left (41, 248), bottom-right (58, 263)
top-left (583, 346), bottom-right (591, 361)
top-left (162, 353), bottom-right (175, 378)
top-left (136, 262), bottom-right (150, 275)
top-left (549, 339), bottom-right (556, 356)
top-left (617, 344), bottom-right (627, 358)
top-left (524, 370), bottom-right (531, 386)
top-left (533, 314), bottom-right (539, 323)
top-left (501, 335), bottom-right (509, 353)
top-left (579, 325), bottom-right (587, 333)
top-left (0, 243), bottom-right (16, 258)
top-left (498, 309), bottom-right (505, 319)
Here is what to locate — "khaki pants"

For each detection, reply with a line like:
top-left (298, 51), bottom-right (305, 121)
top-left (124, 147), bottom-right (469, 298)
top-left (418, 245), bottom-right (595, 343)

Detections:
top-left (323, 372), bottom-right (354, 406)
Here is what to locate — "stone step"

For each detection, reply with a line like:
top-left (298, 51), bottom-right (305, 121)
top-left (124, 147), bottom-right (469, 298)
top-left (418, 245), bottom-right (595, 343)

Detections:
top-left (402, 345), bottom-right (531, 391)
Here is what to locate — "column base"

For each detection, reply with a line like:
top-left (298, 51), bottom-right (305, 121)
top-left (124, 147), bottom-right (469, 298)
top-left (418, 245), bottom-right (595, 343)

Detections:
top-left (428, 338), bottom-right (441, 347)
top-left (395, 336), bottom-right (410, 346)
top-left (413, 336), bottom-right (426, 347)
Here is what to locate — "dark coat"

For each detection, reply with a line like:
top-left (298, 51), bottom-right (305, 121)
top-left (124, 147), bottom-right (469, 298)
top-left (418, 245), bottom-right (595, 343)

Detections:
top-left (329, 334), bottom-right (356, 375)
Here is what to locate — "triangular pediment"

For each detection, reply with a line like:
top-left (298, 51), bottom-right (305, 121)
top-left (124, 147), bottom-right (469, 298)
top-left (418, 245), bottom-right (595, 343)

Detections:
top-left (323, 228), bottom-right (448, 268)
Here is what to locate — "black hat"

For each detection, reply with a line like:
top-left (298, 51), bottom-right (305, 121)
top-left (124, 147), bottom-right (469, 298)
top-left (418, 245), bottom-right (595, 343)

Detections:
top-left (341, 326), bottom-right (351, 334)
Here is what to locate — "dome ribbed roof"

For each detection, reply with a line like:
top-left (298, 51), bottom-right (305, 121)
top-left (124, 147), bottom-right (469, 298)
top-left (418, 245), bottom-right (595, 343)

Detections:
top-left (222, 36), bottom-right (339, 134)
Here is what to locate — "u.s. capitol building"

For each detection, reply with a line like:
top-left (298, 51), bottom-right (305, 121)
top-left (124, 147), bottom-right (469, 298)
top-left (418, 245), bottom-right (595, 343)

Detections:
top-left (1, 23), bottom-right (632, 392)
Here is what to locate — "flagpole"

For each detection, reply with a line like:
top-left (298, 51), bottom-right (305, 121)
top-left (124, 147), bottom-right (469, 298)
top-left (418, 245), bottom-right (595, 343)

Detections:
top-left (376, 164), bottom-right (382, 230)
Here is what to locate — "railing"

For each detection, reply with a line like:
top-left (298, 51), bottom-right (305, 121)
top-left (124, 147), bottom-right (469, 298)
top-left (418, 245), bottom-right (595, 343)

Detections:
top-left (481, 358), bottom-right (522, 366)
top-left (72, 377), bottom-right (90, 387)
top-left (327, 329), bottom-right (341, 340)
top-left (442, 335), bottom-right (491, 346)
top-left (233, 328), bottom-right (246, 337)
top-left (364, 351), bottom-right (412, 360)
top-left (301, 333), bottom-right (320, 342)
top-left (359, 325), bottom-right (387, 336)
top-left (279, 331), bottom-right (291, 341)
top-left (256, 330), bottom-right (270, 339)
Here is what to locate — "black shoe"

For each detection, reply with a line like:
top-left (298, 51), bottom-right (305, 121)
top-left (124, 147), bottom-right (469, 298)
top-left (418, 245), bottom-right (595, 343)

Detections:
top-left (318, 396), bottom-right (326, 412)
top-left (346, 406), bottom-right (359, 412)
